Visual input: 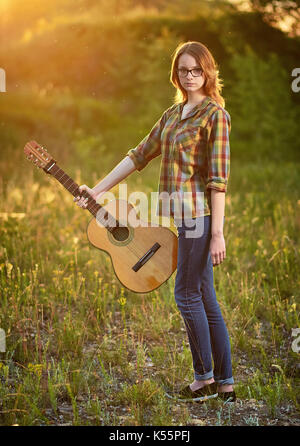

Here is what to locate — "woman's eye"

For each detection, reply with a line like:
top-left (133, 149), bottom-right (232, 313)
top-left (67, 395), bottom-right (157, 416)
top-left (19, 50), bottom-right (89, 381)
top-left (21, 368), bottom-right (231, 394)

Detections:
top-left (193, 69), bottom-right (202, 76)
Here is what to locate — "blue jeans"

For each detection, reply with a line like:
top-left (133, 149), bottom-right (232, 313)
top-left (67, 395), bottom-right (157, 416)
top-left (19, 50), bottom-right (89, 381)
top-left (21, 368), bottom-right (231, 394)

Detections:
top-left (173, 215), bottom-right (234, 385)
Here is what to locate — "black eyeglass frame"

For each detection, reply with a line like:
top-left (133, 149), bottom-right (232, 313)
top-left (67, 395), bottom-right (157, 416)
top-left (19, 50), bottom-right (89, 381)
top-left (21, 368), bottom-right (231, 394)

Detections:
top-left (176, 68), bottom-right (203, 78)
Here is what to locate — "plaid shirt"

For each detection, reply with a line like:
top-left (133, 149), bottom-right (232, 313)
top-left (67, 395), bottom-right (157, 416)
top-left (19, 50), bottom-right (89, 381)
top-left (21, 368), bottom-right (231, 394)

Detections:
top-left (126, 96), bottom-right (231, 219)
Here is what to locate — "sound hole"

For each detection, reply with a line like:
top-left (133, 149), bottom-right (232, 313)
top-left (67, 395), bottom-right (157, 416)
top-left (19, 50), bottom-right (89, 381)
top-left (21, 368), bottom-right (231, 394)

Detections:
top-left (111, 226), bottom-right (129, 242)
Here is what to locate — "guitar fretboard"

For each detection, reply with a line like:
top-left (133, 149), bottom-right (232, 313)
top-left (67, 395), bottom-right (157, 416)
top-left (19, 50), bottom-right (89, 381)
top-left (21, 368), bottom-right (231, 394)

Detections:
top-left (47, 163), bottom-right (118, 232)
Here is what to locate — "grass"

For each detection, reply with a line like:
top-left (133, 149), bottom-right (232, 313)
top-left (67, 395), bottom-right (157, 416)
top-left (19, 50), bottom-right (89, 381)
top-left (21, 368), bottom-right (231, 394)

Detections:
top-left (0, 148), bottom-right (299, 425)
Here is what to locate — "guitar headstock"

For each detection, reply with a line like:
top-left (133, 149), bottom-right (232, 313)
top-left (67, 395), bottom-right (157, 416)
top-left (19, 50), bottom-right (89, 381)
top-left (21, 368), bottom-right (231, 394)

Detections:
top-left (24, 140), bottom-right (56, 173)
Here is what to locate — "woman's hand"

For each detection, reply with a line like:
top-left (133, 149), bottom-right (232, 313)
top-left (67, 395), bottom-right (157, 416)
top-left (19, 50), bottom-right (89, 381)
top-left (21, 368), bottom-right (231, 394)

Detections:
top-left (73, 184), bottom-right (98, 209)
top-left (210, 233), bottom-right (226, 266)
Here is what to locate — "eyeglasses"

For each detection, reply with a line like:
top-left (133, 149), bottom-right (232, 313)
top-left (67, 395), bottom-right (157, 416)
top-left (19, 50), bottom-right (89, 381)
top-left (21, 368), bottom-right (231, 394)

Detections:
top-left (177, 68), bottom-right (203, 77)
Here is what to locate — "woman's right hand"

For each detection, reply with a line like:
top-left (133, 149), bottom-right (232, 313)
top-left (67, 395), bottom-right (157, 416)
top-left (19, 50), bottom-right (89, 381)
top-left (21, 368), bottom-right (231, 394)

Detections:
top-left (73, 184), bottom-right (98, 209)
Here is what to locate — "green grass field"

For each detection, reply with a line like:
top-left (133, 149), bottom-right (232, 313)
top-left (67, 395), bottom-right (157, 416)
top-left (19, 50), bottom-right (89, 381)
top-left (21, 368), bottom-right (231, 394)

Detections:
top-left (0, 155), bottom-right (299, 426)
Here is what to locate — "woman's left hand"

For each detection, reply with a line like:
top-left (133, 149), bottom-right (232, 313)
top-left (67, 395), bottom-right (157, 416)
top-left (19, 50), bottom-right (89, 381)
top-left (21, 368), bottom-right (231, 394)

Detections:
top-left (210, 234), bottom-right (226, 266)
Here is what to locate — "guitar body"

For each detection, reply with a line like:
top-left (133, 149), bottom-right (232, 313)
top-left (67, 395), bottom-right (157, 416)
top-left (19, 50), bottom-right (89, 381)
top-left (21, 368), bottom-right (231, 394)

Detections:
top-left (87, 199), bottom-right (178, 293)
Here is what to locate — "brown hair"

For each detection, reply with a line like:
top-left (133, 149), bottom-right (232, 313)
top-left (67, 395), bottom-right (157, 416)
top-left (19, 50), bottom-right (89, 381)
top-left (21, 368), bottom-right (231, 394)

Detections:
top-left (170, 41), bottom-right (225, 108)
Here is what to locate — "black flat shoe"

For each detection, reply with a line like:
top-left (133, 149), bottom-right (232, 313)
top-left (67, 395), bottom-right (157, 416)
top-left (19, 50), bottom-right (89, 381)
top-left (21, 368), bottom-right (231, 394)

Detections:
top-left (165, 382), bottom-right (218, 402)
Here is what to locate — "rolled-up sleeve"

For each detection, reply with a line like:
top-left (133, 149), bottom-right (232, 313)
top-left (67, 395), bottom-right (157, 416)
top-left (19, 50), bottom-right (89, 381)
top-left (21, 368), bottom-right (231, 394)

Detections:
top-left (126, 111), bottom-right (167, 172)
top-left (206, 108), bottom-right (231, 192)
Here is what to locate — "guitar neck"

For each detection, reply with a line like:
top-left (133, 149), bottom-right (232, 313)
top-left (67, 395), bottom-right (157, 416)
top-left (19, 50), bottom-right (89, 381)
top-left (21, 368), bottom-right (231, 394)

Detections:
top-left (46, 163), bottom-right (116, 231)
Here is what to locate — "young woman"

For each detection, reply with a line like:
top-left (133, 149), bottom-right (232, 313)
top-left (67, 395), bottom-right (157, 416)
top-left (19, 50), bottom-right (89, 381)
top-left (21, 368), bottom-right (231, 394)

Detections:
top-left (74, 41), bottom-right (236, 403)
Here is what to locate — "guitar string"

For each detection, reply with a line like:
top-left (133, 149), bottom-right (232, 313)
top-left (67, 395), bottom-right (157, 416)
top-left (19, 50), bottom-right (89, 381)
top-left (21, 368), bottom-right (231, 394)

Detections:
top-left (53, 168), bottom-right (146, 259)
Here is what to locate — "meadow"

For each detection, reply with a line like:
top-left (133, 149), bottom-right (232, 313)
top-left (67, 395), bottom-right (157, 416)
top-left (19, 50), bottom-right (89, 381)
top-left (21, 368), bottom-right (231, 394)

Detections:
top-left (0, 151), bottom-right (299, 425)
top-left (0, 0), bottom-right (299, 426)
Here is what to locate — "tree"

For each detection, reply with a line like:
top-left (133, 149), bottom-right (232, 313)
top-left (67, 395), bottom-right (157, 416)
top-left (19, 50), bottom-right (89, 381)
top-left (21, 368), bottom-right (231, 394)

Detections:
top-left (249, 0), bottom-right (300, 36)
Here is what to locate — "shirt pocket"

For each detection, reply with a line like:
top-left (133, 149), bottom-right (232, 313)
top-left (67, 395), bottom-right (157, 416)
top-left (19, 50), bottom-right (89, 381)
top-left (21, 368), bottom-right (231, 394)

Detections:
top-left (176, 126), bottom-right (199, 151)
top-left (175, 126), bottom-right (207, 169)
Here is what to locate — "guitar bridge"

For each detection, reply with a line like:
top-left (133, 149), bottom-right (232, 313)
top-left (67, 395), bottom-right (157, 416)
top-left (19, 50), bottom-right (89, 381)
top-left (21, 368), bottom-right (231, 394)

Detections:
top-left (132, 243), bottom-right (161, 272)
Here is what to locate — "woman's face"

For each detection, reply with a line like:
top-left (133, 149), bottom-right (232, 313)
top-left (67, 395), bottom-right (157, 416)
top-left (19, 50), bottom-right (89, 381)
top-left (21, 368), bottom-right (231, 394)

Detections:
top-left (177, 53), bottom-right (206, 94)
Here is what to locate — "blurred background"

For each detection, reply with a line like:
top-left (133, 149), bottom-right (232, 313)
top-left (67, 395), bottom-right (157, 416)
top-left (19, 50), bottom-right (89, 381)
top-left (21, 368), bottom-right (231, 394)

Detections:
top-left (0, 0), bottom-right (299, 188)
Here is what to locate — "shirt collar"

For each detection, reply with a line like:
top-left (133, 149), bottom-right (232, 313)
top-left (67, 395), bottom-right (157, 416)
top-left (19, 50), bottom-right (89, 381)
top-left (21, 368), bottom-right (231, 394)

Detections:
top-left (177, 96), bottom-right (213, 121)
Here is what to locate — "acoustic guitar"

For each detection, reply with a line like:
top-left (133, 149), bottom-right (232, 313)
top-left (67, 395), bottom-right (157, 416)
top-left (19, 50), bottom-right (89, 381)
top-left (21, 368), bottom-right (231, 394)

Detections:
top-left (24, 141), bottom-right (178, 293)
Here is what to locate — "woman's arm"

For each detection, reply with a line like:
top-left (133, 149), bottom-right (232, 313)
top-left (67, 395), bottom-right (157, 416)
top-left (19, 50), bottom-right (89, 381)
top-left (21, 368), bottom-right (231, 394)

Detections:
top-left (210, 189), bottom-right (226, 266)
top-left (74, 156), bottom-right (136, 208)
top-left (210, 189), bottom-right (225, 237)
top-left (126, 110), bottom-right (168, 171)
top-left (92, 156), bottom-right (136, 197)
top-left (206, 107), bottom-right (231, 266)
